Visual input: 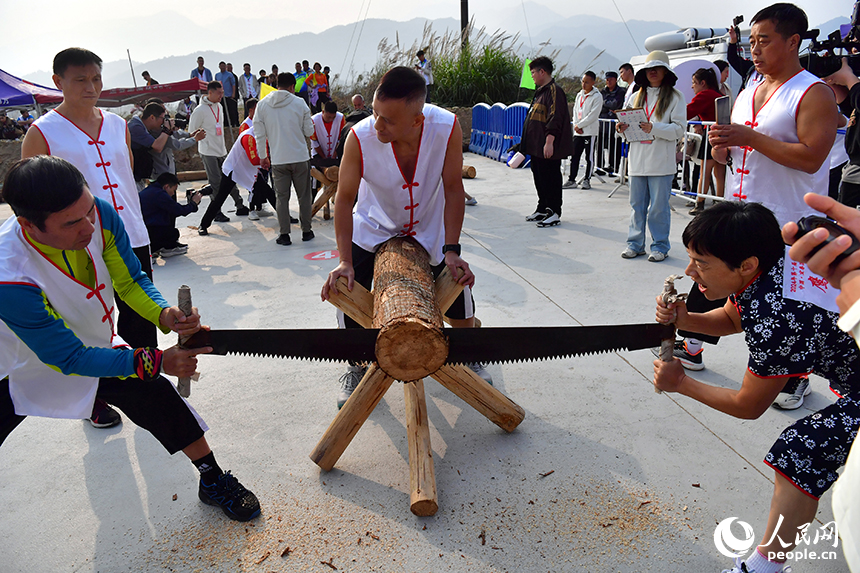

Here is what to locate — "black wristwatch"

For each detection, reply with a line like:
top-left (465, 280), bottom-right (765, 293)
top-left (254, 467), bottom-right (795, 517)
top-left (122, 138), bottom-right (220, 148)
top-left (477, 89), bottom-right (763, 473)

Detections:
top-left (442, 244), bottom-right (461, 256)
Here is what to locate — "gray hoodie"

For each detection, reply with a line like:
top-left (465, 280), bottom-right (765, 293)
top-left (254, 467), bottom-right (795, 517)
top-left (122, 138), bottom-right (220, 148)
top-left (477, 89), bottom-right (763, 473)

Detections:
top-left (254, 90), bottom-right (314, 164)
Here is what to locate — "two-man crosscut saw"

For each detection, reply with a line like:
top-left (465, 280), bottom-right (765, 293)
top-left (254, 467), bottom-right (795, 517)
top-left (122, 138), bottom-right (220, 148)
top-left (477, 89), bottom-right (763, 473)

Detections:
top-left (183, 323), bottom-right (674, 365)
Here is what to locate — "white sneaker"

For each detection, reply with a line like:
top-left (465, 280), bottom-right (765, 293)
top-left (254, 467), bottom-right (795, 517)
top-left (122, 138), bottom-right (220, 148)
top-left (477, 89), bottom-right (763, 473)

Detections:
top-left (648, 251), bottom-right (667, 262)
top-left (772, 377), bottom-right (811, 410)
top-left (536, 209), bottom-right (560, 227)
top-left (337, 365), bottom-right (367, 409)
top-left (526, 210), bottom-right (547, 222)
top-left (248, 210), bottom-right (260, 221)
top-left (621, 248), bottom-right (645, 259)
top-left (465, 197), bottom-right (478, 206)
top-left (160, 246), bottom-right (187, 257)
top-left (468, 363), bottom-right (493, 385)
top-left (580, 179), bottom-right (591, 190)
top-left (721, 556), bottom-right (792, 572)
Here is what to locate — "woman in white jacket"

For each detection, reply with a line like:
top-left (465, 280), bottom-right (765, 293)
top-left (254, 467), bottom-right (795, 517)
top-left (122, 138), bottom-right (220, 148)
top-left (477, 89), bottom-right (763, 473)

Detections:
top-left (618, 51), bottom-right (686, 262)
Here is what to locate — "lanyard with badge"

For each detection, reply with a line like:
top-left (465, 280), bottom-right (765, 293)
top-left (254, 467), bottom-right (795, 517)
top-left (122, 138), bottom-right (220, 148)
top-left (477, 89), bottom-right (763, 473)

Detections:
top-left (210, 104), bottom-right (222, 136)
top-left (640, 94), bottom-right (659, 145)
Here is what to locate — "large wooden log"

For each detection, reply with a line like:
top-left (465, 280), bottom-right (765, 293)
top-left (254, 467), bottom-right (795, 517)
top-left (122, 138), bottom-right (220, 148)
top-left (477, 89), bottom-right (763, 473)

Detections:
top-left (373, 238), bottom-right (448, 381)
top-left (309, 363), bottom-right (395, 471)
top-left (310, 167), bottom-right (334, 186)
top-left (177, 170), bottom-right (207, 182)
top-left (404, 380), bottom-right (438, 516)
top-left (430, 364), bottom-right (525, 433)
top-left (462, 165), bottom-right (476, 179)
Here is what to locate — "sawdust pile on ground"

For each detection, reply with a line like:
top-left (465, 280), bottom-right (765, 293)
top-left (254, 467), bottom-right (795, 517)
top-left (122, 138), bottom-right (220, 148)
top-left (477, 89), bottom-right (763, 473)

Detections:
top-left (128, 472), bottom-right (705, 572)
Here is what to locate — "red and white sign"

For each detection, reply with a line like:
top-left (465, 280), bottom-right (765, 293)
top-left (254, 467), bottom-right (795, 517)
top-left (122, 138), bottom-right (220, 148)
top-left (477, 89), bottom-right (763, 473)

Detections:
top-left (304, 250), bottom-right (339, 261)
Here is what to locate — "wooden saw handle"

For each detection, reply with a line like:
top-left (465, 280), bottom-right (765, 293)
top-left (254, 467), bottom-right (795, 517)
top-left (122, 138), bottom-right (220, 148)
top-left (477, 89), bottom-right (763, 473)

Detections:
top-left (177, 285), bottom-right (193, 398)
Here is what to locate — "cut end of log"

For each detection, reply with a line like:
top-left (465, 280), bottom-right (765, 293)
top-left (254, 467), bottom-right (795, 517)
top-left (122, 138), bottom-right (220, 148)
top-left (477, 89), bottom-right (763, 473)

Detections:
top-left (410, 499), bottom-right (438, 516)
top-left (324, 165), bottom-right (339, 181)
top-left (462, 165), bottom-right (476, 179)
top-left (375, 321), bottom-right (448, 380)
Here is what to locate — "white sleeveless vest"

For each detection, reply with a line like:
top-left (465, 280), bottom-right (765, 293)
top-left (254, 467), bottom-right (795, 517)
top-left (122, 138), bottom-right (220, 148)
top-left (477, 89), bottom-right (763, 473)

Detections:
top-left (33, 110), bottom-right (149, 248)
top-left (729, 69), bottom-right (828, 227)
top-left (312, 112), bottom-right (344, 159)
top-left (352, 104), bottom-right (454, 265)
top-left (222, 125), bottom-right (259, 191)
top-left (0, 209), bottom-right (126, 418)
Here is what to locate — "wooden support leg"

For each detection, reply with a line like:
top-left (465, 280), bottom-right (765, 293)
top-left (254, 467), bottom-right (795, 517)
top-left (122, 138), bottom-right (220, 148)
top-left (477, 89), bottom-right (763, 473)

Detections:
top-left (323, 201), bottom-right (331, 220)
top-left (404, 379), bottom-right (438, 516)
top-left (309, 363), bottom-right (395, 471)
top-left (430, 364), bottom-right (525, 433)
top-left (312, 182), bottom-right (337, 217)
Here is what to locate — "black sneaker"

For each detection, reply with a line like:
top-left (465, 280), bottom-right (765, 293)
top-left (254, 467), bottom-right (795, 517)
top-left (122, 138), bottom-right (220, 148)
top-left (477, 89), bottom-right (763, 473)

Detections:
top-left (213, 213), bottom-right (230, 223)
top-left (198, 227), bottom-right (209, 236)
top-left (594, 168), bottom-right (607, 176)
top-left (198, 471), bottom-right (261, 522)
top-left (88, 399), bottom-right (121, 428)
top-left (276, 234), bottom-right (292, 245)
top-left (290, 216), bottom-right (299, 224)
top-left (651, 340), bottom-right (704, 371)
top-left (235, 206), bottom-right (250, 216)
top-left (302, 231), bottom-right (315, 241)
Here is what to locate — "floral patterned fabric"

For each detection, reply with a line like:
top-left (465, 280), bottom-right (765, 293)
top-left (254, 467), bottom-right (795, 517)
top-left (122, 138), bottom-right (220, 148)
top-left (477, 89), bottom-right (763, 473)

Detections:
top-left (730, 257), bottom-right (860, 498)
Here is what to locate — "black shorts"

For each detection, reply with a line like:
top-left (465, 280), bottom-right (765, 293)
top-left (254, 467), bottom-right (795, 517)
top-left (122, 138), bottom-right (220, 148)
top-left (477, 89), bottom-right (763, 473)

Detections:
top-left (764, 391), bottom-right (860, 499)
top-left (0, 376), bottom-right (206, 455)
top-left (340, 242), bottom-right (475, 329)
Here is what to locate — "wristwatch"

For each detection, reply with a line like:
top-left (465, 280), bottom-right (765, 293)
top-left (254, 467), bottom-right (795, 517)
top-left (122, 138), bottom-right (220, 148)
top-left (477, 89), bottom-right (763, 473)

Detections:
top-left (442, 244), bottom-right (461, 256)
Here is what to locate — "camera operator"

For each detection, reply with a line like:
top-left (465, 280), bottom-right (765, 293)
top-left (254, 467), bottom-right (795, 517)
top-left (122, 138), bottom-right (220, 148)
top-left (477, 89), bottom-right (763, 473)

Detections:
top-left (824, 58), bottom-right (860, 208)
top-left (128, 102), bottom-right (171, 189)
top-left (148, 108), bottom-right (205, 178)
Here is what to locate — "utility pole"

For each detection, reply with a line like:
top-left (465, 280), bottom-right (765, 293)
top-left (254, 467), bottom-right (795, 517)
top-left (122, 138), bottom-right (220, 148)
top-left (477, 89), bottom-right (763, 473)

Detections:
top-left (127, 49), bottom-right (137, 88)
top-left (460, 0), bottom-right (469, 50)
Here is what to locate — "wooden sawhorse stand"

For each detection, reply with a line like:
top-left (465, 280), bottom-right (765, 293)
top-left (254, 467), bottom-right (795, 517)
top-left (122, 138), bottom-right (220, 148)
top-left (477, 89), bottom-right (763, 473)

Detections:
top-left (309, 238), bottom-right (525, 515)
top-left (310, 166), bottom-right (339, 220)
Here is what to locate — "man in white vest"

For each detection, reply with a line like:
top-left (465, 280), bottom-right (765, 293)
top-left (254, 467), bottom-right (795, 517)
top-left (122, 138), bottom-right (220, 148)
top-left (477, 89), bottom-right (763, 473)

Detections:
top-left (21, 48), bottom-right (156, 428)
top-left (310, 100), bottom-right (344, 171)
top-left (707, 2), bottom-right (839, 411)
top-left (0, 156), bottom-right (260, 522)
top-left (320, 66), bottom-right (490, 409)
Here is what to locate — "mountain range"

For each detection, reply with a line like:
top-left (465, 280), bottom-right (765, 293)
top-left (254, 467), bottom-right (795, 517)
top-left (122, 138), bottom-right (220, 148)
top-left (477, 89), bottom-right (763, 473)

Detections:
top-left (22, 4), bottom-right (848, 93)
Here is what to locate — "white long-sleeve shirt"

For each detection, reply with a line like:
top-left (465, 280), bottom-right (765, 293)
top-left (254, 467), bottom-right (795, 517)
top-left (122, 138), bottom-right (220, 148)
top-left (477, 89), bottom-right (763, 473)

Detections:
top-left (625, 86), bottom-right (687, 176)
top-left (572, 88), bottom-right (603, 137)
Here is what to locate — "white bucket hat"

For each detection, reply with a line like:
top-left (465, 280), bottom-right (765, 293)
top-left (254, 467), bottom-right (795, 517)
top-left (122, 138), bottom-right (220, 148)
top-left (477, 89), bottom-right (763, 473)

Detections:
top-left (634, 50), bottom-right (678, 87)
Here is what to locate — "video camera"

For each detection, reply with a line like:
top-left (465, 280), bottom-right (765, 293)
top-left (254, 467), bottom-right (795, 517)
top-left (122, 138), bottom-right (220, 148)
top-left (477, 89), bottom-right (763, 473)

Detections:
top-left (800, 1), bottom-right (860, 77)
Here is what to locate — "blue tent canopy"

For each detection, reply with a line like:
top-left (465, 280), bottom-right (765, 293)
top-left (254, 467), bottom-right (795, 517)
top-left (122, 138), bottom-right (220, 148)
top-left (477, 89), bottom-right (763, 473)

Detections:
top-left (0, 69), bottom-right (63, 109)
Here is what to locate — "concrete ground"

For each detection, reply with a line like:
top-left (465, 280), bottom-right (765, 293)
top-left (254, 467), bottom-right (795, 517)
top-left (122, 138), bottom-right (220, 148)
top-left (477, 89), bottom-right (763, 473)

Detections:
top-left (0, 154), bottom-right (849, 572)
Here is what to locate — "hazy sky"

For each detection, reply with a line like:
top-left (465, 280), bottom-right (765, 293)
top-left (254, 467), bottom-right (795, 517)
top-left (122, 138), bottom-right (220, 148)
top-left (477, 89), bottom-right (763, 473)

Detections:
top-left (2, 0), bottom-right (848, 78)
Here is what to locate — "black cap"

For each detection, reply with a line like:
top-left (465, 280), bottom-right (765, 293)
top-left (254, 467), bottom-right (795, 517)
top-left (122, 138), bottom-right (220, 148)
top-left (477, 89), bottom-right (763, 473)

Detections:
top-left (605, 71), bottom-right (618, 79)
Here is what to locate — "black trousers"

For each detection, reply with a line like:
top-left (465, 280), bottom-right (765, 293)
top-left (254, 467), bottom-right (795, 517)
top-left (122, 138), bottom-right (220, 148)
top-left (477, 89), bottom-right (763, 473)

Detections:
top-left (677, 285), bottom-right (725, 345)
top-left (248, 171), bottom-right (277, 211)
top-left (0, 376), bottom-right (205, 454)
top-left (148, 226), bottom-right (180, 252)
top-left (342, 243), bottom-right (473, 329)
top-left (840, 180), bottom-right (860, 208)
top-left (569, 136), bottom-right (594, 181)
top-left (530, 157), bottom-right (563, 216)
top-left (200, 171), bottom-right (242, 229)
top-left (115, 245), bottom-right (158, 348)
